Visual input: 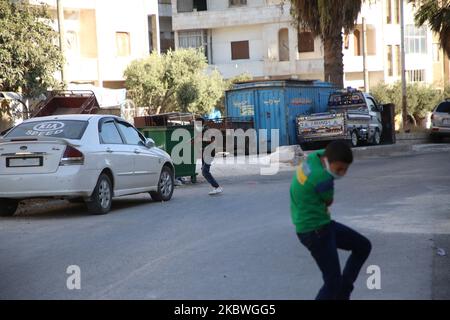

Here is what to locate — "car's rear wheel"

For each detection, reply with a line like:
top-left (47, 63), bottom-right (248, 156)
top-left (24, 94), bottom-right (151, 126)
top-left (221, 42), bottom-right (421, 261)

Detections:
top-left (431, 134), bottom-right (443, 143)
top-left (150, 166), bottom-right (174, 202)
top-left (85, 174), bottom-right (112, 215)
top-left (0, 199), bottom-right (19, 217)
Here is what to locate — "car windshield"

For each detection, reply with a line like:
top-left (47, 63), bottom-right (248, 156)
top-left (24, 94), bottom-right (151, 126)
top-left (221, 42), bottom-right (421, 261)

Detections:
top-left (5, 120), bottom-right (88, 140)
top-left (436, 101), bottom-right (450, 113)
top-left (328, 92), bottom-right (365, 107)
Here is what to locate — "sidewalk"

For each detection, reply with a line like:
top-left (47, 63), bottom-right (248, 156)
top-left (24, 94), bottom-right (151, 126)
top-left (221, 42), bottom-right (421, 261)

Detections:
top-left (206, 143), bottom-right (450, 179)
top-left (352, 143), bottom-right (450, 159)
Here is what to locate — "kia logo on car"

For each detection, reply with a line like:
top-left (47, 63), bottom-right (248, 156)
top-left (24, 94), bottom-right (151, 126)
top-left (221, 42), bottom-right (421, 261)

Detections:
top-left (33, 122), bottom-right (65, 132)
top-left (20, 146), bottom-right (27, 150)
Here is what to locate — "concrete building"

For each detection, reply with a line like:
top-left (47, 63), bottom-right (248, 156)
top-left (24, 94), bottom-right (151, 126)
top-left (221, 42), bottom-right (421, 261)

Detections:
top-left (171, 0), bottom-right (324, 80)
top-left (33, 0), bottom-right (158, 89)
top-left (344, 0), bottom-right (450, 90)
top-left (154, 0), bottom-right (175, 54)
top-left (171, 0), bottom-right (449, 89)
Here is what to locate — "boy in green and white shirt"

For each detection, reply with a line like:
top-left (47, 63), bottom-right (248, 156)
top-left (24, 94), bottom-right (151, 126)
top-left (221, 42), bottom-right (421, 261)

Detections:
top-left (290, 141), bottom-right (372, 300)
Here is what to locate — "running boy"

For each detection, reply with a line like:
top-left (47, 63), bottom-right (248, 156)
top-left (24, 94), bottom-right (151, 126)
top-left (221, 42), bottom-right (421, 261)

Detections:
top-left (290, 141), bottom-right (372, 300)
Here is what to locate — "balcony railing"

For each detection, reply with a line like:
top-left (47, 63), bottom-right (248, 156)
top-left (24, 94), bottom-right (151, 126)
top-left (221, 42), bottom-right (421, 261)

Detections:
top-left (173, 4), bottom-right (291, 30)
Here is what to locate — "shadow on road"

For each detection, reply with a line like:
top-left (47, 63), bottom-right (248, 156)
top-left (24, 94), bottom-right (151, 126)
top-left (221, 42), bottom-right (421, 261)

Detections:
top-left (7, 196), bottom-right (159, 220)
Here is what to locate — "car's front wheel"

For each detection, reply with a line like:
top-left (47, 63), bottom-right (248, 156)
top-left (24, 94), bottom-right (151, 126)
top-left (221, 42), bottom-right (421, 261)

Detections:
top-left (0, 199), bottom-right (19, 217)
top-left (85, 174), bottom-right (113, 215)
top-left (373, 129), bottom-right (381, 145)
top-left (150, 166), bottom-right (174, 202)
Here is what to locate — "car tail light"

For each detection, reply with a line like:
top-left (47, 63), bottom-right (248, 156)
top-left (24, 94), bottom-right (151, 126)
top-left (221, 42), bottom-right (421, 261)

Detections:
top-left (60, 146), bottom-right (84, 166)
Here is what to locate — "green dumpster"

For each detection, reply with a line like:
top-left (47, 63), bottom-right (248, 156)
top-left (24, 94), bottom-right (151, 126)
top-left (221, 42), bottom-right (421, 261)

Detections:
top-left (138, 125), bottom-right (199, 183)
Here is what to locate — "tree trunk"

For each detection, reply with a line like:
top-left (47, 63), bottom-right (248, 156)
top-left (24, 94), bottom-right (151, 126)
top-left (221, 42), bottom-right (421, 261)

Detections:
top-left (323, 32), bottom-right (344, 88)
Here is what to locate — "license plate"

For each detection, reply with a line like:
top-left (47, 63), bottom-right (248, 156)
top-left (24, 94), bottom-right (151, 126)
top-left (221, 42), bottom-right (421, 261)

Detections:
top-left (443, 119), bottom-right (450, 125)
top-left (311, 120), bottom-right (332, 126)
top-left (6, 157), bottom-right (43, 167)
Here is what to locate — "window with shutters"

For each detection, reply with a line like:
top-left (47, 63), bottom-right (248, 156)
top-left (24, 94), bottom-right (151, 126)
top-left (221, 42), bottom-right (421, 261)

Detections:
top-left (387, 0), bottom-right (400, 24)
top-left (278, 28), bottom-right (290, 61)
top-left (395, 45), bottom-right (401, 76)
top-left (229, 0), bottom-right (247, 6)
top-left (231, 41), bottom-right (249, 60)
top-left (177, 0), bottom-right (207, 12)
top-left (298, 32), bottom-right (314, 53)
top-left (354, 30), bottom-right (362, 56)
top-left (116, 32), bottom-right (130, 57)
top-left (405, 25), bottom-right (427, 54)
top-left (387, 45), bottom-right (393, 77)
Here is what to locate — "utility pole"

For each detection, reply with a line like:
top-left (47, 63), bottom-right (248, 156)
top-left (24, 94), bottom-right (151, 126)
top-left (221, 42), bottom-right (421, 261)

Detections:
top-left (56, 0), bottom-right (66, 83)
top-left (362, 17), bottom-right (369, 92)
top-left (400, 0), bottom-right (408, 132)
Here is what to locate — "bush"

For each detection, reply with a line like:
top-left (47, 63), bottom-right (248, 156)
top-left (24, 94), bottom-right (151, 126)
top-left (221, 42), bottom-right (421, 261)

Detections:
top-left (371, 82), bottom-right (446, 122)
top-left (124, 49), bottom-right (227, 115)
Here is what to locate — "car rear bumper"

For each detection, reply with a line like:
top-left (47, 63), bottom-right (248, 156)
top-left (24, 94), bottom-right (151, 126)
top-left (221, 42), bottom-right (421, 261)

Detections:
top-left (431, 126), bottom-right (450, 136)
top-left (298, 133), bottom-right (348, 143)
top-left (0, 166), bottom-right (98, 199)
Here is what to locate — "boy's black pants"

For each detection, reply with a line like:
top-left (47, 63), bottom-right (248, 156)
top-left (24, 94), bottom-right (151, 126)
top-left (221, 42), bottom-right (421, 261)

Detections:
top-left (297, 220), bottom-right (372, 300)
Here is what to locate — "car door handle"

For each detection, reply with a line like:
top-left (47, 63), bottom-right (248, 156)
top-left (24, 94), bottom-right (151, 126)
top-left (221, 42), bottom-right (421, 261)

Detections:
top-left (106, 148), bottom-right (113, 153)
top-left (134, 149), bottom-right (141, 154)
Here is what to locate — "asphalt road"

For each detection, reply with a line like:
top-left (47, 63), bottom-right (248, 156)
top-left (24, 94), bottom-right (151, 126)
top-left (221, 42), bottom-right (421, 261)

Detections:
top-left (0, 152), bottom-right (449, 300)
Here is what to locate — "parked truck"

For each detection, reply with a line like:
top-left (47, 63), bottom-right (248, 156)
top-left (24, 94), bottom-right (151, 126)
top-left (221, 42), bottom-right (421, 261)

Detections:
top-left (297, 88), bottom-right (383, 148)
top-left (32, 90), bottom-right (99, 118)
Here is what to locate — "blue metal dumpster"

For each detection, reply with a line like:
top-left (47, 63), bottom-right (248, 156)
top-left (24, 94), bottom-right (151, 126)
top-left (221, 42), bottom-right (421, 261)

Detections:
top-left (225, 80), bottom-right (336, 147)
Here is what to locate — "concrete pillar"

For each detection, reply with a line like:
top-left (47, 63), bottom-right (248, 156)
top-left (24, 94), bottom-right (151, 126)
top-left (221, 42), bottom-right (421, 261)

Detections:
top-left (151, 15), bottom-right (161, 54)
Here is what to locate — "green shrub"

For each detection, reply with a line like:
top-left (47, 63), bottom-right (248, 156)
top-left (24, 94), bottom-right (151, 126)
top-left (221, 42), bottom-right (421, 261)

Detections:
top-left (371, 82), bottom-right (445, 121)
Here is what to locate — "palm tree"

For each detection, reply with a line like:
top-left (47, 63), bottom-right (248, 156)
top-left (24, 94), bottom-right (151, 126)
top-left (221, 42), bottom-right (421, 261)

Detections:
top-left (410, 0), bottom-right (450, 58)
top-left (289, 0), bottom-right (363, 87)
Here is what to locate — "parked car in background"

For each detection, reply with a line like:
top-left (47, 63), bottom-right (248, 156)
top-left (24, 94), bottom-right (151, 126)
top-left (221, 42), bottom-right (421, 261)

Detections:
top-left (0, 127), bottom-right (12, 137)
top-left (431, 99), bottom-right (450, 142)
top-left (0, 115), bottom-right (175, 216)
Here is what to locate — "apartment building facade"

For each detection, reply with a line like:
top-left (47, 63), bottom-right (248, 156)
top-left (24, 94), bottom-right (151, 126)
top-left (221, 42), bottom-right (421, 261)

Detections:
top-left (34, 0), bottom-right (158, 89)
top-left (171, 0), bottom-right (449, 89)
top-left (344, 0), bottom-right (450, 90)
top-left (154, 0), bottom-right (175, 54)
top-left (171, 0), bottom-right (325, 80)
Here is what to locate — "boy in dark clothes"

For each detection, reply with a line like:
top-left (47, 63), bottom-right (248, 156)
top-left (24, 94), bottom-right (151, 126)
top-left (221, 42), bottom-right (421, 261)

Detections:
top-left (196, 117), bottom-right (222, 195)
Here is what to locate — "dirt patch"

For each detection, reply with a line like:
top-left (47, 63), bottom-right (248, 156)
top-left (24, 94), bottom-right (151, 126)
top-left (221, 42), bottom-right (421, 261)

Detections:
top-left (15, 199), bottom-right (78, 216)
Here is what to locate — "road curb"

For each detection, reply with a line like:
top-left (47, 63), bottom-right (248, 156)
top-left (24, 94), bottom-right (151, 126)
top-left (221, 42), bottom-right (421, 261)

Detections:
top-left (352, 144), bottom-right (413, 159)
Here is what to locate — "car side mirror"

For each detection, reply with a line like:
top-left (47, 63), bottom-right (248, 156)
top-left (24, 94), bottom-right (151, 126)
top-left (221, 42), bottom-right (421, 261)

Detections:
top-left (371, 106), bottom-right (382, 112)
top-left (145, 138), bottom-right (155, 149)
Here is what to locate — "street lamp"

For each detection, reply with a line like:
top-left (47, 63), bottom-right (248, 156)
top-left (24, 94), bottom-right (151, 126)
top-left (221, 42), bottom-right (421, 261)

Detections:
top-left (56, 0), bottom-right (66, 83)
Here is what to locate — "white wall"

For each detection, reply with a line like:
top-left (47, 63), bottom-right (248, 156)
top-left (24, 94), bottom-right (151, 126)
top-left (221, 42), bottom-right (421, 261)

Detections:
top-left (207, 0), bottom-right (267, 11)
top-left (343, 0), bottom-right (439, 87)
top-left (172, 0), bottom-right (324, 80)
top-left (211, 25), bottom-right (264, 64)
top-left (95, 0), bottom-right (154, 82)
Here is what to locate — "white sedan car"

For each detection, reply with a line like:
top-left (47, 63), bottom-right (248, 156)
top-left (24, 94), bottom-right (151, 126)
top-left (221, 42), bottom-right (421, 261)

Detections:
top-left (0, 115), bottom-right (175, 216)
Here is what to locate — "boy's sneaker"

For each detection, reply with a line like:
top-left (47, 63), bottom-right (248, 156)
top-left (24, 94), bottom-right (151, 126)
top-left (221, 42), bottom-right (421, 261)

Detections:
top-left (209, 187), bottom-right (223, 195)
